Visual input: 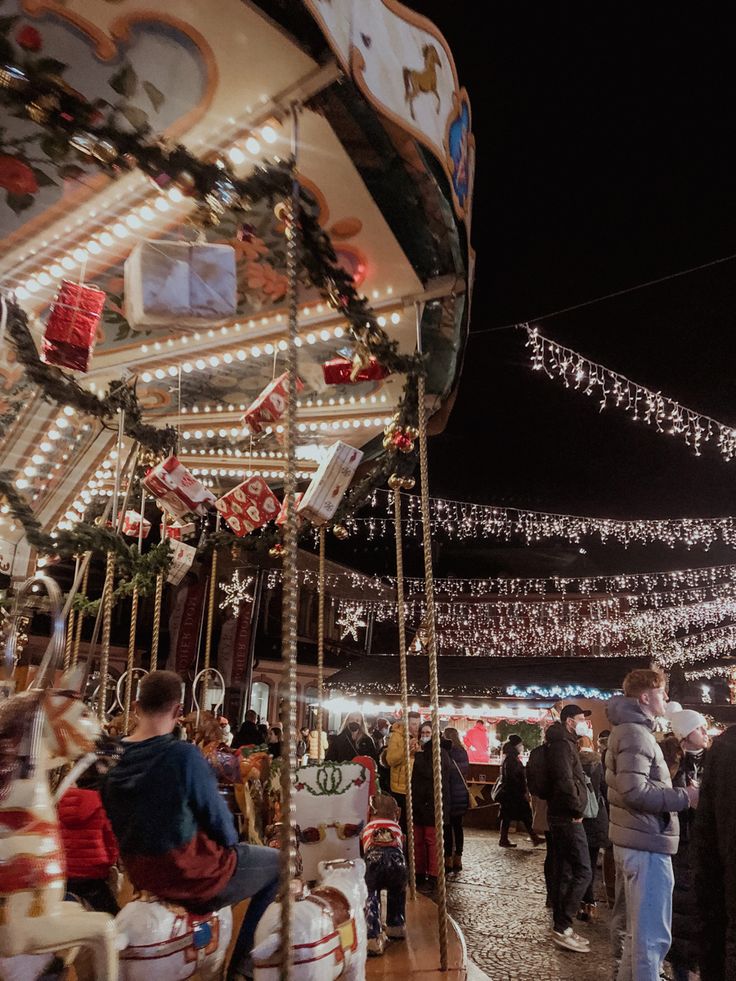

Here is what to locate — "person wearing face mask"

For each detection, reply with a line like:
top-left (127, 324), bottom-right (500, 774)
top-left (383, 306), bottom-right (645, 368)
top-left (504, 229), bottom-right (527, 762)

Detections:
top-left (605, 669), bottom-right (698, 981)
top-left (325, 711), bottom-right (378, 764)
top-left (543, 703), bottom-right (593, 953)
top-left (410, 722), bottom-right (451, 891)
top-left (497, 734), bottom-right (544, 848)
top-left (663, 709), bottom-right (709, 981)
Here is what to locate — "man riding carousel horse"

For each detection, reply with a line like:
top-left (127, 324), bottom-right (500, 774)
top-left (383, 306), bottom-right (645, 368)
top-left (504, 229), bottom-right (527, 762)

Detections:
top-left (102, 670), bottom-right (280, 981)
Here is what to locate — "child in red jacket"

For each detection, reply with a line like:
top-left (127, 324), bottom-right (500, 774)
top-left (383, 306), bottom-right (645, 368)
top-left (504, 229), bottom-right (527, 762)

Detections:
top-left (58, 762), bottom-right (119, 915)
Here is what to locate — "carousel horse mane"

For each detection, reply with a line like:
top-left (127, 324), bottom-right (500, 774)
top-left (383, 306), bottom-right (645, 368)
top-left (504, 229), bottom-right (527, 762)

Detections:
top-left (0, 690), bottom-right (44, 803)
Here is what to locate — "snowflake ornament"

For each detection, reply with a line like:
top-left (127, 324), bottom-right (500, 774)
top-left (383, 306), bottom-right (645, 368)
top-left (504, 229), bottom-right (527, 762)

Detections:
top-left (219, 570), bottom-right (255, 616)
top-left (336, 604), bottom-right (367, 642)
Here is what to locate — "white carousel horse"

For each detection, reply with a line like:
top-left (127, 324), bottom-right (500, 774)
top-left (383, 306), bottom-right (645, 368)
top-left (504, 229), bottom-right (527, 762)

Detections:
top-left (115, 896), bottom-right (232, 981)
top-left (252, 858), bottom-right (368, 981)
top-left (0, 665), bottom-right (118, 980)
top-left (0, 574), bottom-right (118, 981)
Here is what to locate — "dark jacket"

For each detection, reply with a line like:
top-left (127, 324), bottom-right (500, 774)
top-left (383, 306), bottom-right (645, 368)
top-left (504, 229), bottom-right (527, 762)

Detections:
top-left (324, 728), bottom-right (378, 764)
top-left (579, 748), bottom-right (609, 850)
top-left (441, 739), bottom-right (469, 816)
top-left (605, 695), bottom-right (687, 854)
top-left (499, 742), bottom-right (533, 823)
top-left (232, 719), bottom-right (262, 749)
top-left (58, 788), bottom-right (118, 881)
top-left (545, 721), bottom-right (587, 821)
top-left (694, 724), bottom-right (736, 981)
top-left (411, 739), bottom-right (452, 826)
top-left (102, 734), bottom-right (237, 903)
top-left (668, 751), bottom-right (704, 971)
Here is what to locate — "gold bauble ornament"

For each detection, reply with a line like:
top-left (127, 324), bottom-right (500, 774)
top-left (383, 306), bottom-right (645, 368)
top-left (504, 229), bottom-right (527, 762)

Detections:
top-left (400, 476), bottom-right (416, 491)
top-left (332, 524), bottom-right (349, 540)
top-left (388, 473), bottom-right (403, 491)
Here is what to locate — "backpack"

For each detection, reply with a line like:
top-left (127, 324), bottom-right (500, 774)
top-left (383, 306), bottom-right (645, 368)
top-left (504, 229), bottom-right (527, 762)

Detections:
top-left (526, 743), bottom-right (552, 800)
top-left (582, 774), bottom-right (600, 819)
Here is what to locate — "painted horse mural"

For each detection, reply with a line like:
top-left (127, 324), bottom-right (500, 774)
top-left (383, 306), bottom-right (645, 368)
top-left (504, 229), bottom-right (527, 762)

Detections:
top-left (403, 44), bottom-right (442, 120)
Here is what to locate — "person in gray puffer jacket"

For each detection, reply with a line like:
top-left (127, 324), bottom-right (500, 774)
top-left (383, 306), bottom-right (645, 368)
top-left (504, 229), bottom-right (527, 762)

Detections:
top-left (605, 668), bottom-right (698, 981)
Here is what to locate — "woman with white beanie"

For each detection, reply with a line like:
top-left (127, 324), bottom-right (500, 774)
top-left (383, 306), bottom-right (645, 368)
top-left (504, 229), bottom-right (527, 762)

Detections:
top-left (664, 707), bottom-right (710, 981)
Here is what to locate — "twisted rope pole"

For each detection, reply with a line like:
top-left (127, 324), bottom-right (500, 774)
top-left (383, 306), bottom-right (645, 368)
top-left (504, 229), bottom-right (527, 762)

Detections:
top-left (150, 512), bottom-right (166, 671)
top-left (123, 486), bottom-right (146, 734)
top-left (201, 522), bottom-right (219, 713)
top-left (98, 552), bottom-right (115, 724)
top-left (71, 561), bottom-right (89, 668)
top-left (392, 481), bottom-right (417, 900)
top-left (278, 102), bottom-right (302, 981)
top-left (416, 308), bottom-right (448, 971)
top-left (316, 526), bottom-right (325, 761)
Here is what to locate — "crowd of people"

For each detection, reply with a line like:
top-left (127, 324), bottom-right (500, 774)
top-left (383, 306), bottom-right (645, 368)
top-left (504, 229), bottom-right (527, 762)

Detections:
top-left (50, 666), bottom-right (736, 981)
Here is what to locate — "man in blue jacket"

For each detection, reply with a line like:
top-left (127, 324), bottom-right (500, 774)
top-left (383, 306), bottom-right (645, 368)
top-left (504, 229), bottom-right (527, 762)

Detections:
top-left (103, 670), bottom-right (279, 981)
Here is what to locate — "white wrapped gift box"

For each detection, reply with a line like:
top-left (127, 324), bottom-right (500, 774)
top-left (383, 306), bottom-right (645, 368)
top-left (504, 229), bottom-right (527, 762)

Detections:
top-left (124, 240), bottom-right (237, 327)
top-left (297, 441), bottom-right (363, 525)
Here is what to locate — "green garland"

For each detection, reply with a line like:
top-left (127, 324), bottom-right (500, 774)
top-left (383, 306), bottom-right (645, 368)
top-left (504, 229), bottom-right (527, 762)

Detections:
top-left (0, 45), bottom-right (426, 571)
top-left (4, 300), bottom-right (176, 454)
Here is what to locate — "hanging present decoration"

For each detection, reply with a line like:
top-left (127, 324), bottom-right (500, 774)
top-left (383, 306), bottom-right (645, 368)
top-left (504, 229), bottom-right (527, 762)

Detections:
top-left (164, 520), bottom-right (196, 541)
top-left (242, 372), bottom-right (304, 436)
top-left (322, 355), bottom-right (389, 385)
top-left (124, 240), bottom-right (237, 327)
top-left (275, 492), bottom-right (304, 527)
top-left (143, 455), bottom-right (216, 520)
top-left (297, 441), bottom-right (363, 525)
top-left (166, 540), bottom-right (197, 586)
top-left (122, 510), bottom-right (151, 539)
top-left (215, 476), bottom-right (280, 537)
top-left (42, 280), bottom-right (106, 372)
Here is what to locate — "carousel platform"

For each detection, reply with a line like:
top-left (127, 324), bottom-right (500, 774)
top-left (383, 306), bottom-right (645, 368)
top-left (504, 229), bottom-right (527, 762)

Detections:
top-left (366, 893), bottom-right (467, 981)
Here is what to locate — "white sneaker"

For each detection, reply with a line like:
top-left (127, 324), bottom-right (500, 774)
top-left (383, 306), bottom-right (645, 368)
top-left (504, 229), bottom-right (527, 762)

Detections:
top-left (551, 927), bottom-right (590, 952)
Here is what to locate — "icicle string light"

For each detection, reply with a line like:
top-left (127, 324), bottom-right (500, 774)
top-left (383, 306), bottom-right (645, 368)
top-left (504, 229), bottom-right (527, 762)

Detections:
top-left (525, 325), bottom-right (736, 462)
top-left (348, 489), bottom-right (736, 550)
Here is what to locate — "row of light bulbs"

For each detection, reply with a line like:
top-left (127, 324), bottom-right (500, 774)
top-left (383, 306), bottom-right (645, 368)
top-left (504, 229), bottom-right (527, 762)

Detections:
top-left (179, 394), bottom-right (388, 414)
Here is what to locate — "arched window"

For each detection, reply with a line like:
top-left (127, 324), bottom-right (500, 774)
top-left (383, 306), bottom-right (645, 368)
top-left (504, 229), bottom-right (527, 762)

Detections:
top-left (250, 681), bottom-right (270, 724)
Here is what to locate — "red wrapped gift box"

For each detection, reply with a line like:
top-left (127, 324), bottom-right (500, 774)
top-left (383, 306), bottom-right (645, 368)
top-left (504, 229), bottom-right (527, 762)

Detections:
top-left (122, 510), bottom-right (151, 539)
top-left (42, 280), bottom-right (106, 372)
top-left (242, 372), bottom-right (304, 436)
top-left (143, 456), bottom-right (216, 520)
top-left (164, 520), bottom-right (196, 541)
top-left (215, 476), bottom-right (280, 537)
top-left (322, 356), bottom-right (389, 385)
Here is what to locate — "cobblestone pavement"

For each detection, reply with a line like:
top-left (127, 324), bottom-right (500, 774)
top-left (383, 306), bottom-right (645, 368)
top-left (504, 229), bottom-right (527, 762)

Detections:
top-left (445, 828), bottom-right (614, 981)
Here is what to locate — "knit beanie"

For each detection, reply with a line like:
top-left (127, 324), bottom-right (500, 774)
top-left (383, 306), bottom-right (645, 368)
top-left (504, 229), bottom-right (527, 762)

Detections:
top-left (507, 734), bottom-right (523, 747)
top-left (669, 709), bottom-right (707, 742)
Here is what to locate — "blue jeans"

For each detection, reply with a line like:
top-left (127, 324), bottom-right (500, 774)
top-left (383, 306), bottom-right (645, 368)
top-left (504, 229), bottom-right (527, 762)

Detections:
top-left (614, 845), bottom-right (674, 981)
top-left (202, 843), bottom-right (280, 972)
top-left (549, 820), bottom-right (592, 932)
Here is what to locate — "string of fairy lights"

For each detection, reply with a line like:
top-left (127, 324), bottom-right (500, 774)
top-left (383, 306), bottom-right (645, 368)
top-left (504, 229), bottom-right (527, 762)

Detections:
top-left (524, 325), bottom-right (736, 463)
top-left (346, 489), bottom-right (736, 550)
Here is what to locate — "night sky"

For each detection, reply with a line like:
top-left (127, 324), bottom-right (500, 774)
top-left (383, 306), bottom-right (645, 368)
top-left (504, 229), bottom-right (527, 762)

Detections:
top-left (339, 3), bottom-right (736, 581)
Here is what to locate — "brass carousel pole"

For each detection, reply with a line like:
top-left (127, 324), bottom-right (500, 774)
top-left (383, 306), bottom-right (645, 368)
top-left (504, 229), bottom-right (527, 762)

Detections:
top-left (415, 303), bottom-right (448, 971)
top-left (316, 526), bottom-right (325, 761)
top-left (71, 562), bottom-right (89, 668)
top-left (150, 513), bottom-right (166, 671)
top-left (63, 555), bottom-right (79, 671)
top-left (390, 475), bottom-right (417, 901)
top-left (123, 484), bottom-right (146, 733)
top-left (201, 514), bottom-right (220, 714)
top-left (98, 410), bottom-right (125, 724)
top-left (278, 101), bottom-right (302, 981)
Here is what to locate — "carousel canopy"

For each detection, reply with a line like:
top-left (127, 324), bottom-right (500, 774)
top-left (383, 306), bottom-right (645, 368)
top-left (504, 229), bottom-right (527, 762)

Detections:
top-left (0, 0), bottom-right (474, 580)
